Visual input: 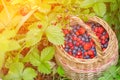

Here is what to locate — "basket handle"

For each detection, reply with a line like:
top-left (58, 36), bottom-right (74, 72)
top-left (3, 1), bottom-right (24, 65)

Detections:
top-left (69, 16), bottom-right (103, 60)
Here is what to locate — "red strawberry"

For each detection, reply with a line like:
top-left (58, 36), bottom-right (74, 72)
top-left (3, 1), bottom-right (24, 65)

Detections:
top-left (83, 43), bottom-right (91, 50)
top-left (98, 27), bottom-right (104, 33)
top-left (94, 27), bottom-right (99, 32)
top-left (78, 27), bottom-right (86, 35)
top-left (101, 40), bottom-right (106, 44)
top-left (87, 50), bottom-right (94, 56)
top-left (68, 42), bottom-right (73, 47)
top-left (101, 35), bottom-right (106, 40)
top-left (72, 36), bottom-right (77, 41)
top-left (105, 33), bottom-right (109, 38)
top-left (76, 31), bottom-right (79, 36)
top-left (84, 52), bottom-right (88, 56)
top-left (63, 29), bottom-right (69, 35)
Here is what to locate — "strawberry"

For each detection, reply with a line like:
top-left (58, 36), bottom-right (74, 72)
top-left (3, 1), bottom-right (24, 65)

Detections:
top-left (98, 27), bottom-right (104, 33)
top-left (87, 50), bottom-right (94, 56)
top-left (63, 29), bottom-right (69, 35)
top-left (101, 40), bottom-right (106, 44)
top-left (101, 35), bottom-right (106, 40)
top-left (76, 31), bottom-right (79, 36)
top-left (78, 27), bottom-right (86, 35)
top-left (83, 43), bottom-right (91, 50)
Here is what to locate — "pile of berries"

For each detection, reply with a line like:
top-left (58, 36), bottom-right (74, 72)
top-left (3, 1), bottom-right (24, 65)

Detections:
top-left (62, 21), bottom-right (109, 59)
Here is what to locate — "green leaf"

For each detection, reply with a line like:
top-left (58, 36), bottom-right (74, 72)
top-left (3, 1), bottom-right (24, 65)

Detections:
top-left (1, 29), bottom-right (16, 39)
top-left (57, 66), bottom-right (65, 77)
top-left (0, 39), bottom-right (20, 53)
top-left (110, 2), bottom-right (118, 12)
top-left (98, 0), bottom-right (115, 3)
top-left (8, 40), bottom-right (21, 51)
top-left (40, 46), bottom-right (55, 61)
top-left (98, 77), bottom-right (106, 80)
top-left (81, 9), bottom-right (90, 14)
top-left (26, 29), bottom-right (43, 47)
top-left (93, 3), bottom-right (106, 17)
top-left (46, 26), bottom-right (64, 45)
top-left (0, 39), bottom-right (9, 53)
top-left (38, 62), bottom-right (51, 74)
top-left (80, 0), bottom-right (97, 8)
top-left (4, 62), bottom-right (24, 80)
top-left (29, 48), bottom-right (41, 66)
top-left (22, 68), bottom-right (37, 80)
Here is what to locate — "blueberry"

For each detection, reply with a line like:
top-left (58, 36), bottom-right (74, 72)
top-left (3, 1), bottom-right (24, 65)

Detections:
top-left (84, 55), bottom-right (90, 59)
top-left (102, 32), bottom-right (106, 35)
top-left (71, 32), bottom-right (76, 36)
top-left (66, 34), bottom-right (70, 38)
top-left (73, 29), bottom-right (77, 33)
top-left (94, 50), bottom-right (97, 56)
top-left (103, 43), bottom-right (108, 48)
top-left (78, 48), bottom-right (81, 51)
top-left (105, 38), bottom-right (109, 42)
top-left (81, 37), bottom-right (85, 41)
top-left (91, 23), bottom-right (96, 29)
top-left (65, 37), bottom-right (69, 41)
top-left (101, 44), bottom-right (104, 48)
top-left (96, 23), bottom-right (101, 27)
top-left (78, 35), bottom-right (82, 39)
top-left (81, 49), bottom-right (85, 53)
top-left (80, 47), bottom-right (84, 51)
top-left (72, 49), bottom-right (77, 55)
top-left (74, 46), bottom-right (78, 50)
top-left (65, 48), bottom-right (69, 52)
top-left (68, 39), bottom-right (72, 43)
top-left (85, 38), bottom-right (90, 42)
top-left (78, 45), bottom-right (82, 48)
top-left (65, 45), bottom-right (70, 49)
top-left (76, 26), bottom-right (80, 30)
top-left (91, 46), bottom-right (96, 51)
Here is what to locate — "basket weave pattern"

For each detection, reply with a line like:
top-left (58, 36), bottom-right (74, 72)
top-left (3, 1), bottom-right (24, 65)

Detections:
top-left (55, 16), bottom-right (118, 80)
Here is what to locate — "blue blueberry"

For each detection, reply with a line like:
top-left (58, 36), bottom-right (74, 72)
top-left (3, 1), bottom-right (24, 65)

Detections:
top-left (85, 38), bottom-right (90, 42)
top-left (72, 49), bottom-right (77, 55)
top-left (102, 32), bottom-right (106, 35)
top-left (84, 55), bottom-right (90, 59)
top-left (65, 48), bottom-right (69, 52)
top-left (68, 39), bottom-right (72, 43)
top-left (78, 35), bottom-right (82, 39)
top-left (103, 43), bottom-right (108, 48)
top-left (81, 37), bottom-right (85, 41)
top-left (65, 45), bottom-right (70, 49)
top-left (74, 46), bottom-right (78, 50)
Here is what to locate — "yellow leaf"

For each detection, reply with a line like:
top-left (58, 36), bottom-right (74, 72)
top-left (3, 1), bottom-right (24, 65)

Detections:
top-left (38, 3), bottom-right (51, 14)
top-left (0, 5), bottom-right (19, 26)
top-left (11, 0), bottom-right (24, 4)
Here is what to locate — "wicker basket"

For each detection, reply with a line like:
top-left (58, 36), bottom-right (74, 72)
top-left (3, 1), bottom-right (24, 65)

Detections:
top-left (55, 16), bottom-right (118, 80)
